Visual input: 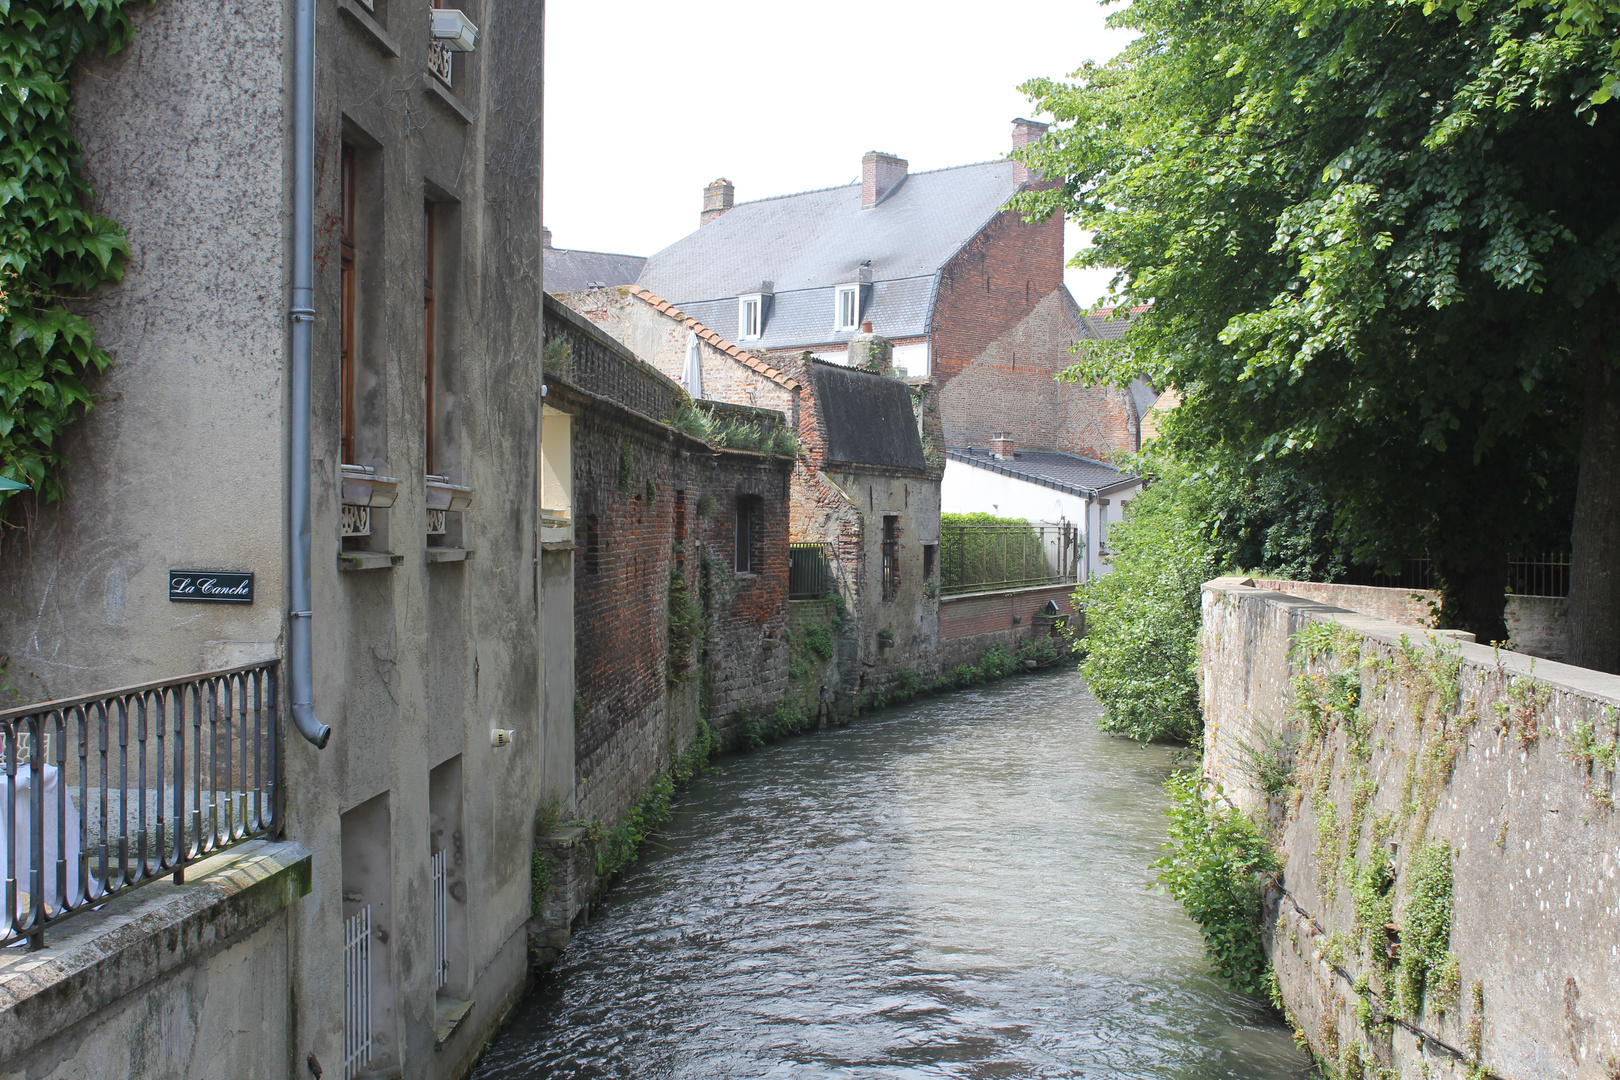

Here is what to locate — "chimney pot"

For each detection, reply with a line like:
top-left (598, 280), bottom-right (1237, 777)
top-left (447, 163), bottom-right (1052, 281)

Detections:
top-left (701, 178), bottom-right (735, 226)
top-left (861, 151), bottom-right (908, 209)
top-left (990, 434), bottom-right (1016, 460)
top-left (861, 320), bottom-right (873, 333)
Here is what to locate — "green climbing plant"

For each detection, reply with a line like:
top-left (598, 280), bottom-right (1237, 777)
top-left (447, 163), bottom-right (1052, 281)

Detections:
top-left (0, 0), bottom-right (145, 504)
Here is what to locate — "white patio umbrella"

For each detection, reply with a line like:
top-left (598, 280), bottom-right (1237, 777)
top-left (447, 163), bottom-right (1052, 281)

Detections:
top-left (682, 330), bottom-right (703, 400)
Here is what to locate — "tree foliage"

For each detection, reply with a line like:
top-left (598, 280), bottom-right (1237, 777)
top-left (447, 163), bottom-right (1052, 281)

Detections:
top-left (1078, 464), bottom-right (1215, 743)
top-left (1, 0), bottom-right (144, 505)
top-left (1017, 0), bottom-right (1619, 650)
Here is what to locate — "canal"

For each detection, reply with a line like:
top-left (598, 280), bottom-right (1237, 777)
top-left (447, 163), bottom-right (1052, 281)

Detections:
top-left (473, 669), bottom-right (1315, 1079)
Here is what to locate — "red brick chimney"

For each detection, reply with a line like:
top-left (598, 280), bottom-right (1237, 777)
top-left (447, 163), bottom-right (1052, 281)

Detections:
top-left (861, 151), bottom-right (907, 209)
top-left (1011, 117), bottom-right (1049, 184)
top-left (701, 178), bottom-right (734, 226)
top-left (990, 434), bottom-right (1016, 460)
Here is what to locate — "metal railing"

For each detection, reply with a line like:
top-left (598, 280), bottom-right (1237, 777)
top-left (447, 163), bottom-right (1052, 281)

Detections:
top-left (0, 660), bottom-right (280, 948)
top-left (1339, 559), bottom-right (1439, 591)
top-left (789, 542), bottom-right (832, 600)
top-left (1337, 555), bottom-right (1570, 598)
top-left (431, 848), bottom-right (449, 990)
top-left (344, 904), bottom-right (374, 1079)
top-left (940, 523), bottom-right (1079, 597)
top-left (1508, 554), bottom-right (1570, 598)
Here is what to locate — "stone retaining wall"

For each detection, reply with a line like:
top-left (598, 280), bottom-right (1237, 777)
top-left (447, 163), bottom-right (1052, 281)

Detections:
top-left (1200, 578), bottom-right (1620, 1079)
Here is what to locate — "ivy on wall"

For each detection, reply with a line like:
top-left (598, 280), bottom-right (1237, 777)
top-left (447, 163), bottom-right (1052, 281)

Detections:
top-left (0, 0), bottom-right (144, 505)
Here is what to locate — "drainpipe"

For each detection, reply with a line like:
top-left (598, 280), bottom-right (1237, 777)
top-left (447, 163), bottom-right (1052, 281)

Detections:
top-left (287, 0), bottom-right (331, 749)
top-left (1083, 492), bottom-right (1096, 582)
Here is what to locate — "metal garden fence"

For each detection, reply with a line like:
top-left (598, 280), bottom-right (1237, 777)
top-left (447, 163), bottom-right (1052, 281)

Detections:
top-left (1338, 555), bottom-right (1570, 597)
top-left (0, 660), bottom-right (280, 948)
top-left (789, 542), bottom-right (833, 600)
top-left (940, 523), bottom-right (1079, 597)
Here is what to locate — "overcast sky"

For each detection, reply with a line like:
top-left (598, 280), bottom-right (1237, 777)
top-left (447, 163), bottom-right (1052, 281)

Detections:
top-left (542, 0), bottom-right (1133, 307)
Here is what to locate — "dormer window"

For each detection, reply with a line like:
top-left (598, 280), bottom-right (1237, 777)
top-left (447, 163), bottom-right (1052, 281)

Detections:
top-left (835, 284), bottom-right (861, 331)
top-left (738, 294), bottom-right (763, 340)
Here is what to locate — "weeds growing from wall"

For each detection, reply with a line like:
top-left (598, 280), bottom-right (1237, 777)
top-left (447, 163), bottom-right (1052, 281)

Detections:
top-left (671, 401), bottom-right (800, 457)
top-left (667, 564), bottom-right (702, 684)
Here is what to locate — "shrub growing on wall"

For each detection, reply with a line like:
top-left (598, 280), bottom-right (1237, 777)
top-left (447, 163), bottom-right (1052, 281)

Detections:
top-left (0, 1), bottom-right (143, 505)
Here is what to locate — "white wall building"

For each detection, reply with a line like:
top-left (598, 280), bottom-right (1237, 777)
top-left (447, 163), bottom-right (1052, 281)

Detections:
top-left (941, 444), bottom-right (1143, 581)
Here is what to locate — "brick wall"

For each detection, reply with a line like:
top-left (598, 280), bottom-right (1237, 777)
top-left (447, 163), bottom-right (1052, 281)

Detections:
top-left (545, 294), bottom-right (683, 423)
top-left (936, 582), bottom-right (1076, 671)
top-left (556, 377), bottom-right (793, 827)
top-left (929, 206), bottom-right (1064, 390)
top-left (936, 289), bottom-right (1139, 459)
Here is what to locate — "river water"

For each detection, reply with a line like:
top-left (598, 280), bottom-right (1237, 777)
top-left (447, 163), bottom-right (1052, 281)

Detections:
top-left (474, 670), bottom-right (1315, 1079)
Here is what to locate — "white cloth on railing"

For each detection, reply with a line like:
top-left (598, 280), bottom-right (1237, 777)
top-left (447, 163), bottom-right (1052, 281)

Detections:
top-left (0, 763), bottom-right (98, 922)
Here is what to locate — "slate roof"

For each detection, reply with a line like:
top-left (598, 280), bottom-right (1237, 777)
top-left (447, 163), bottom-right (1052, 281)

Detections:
top-left (809, 361), bottom-right (928, 471)
top-left (544, 247), bottom-right (647, 294)
top-left (635, 160), bottom-right (1025, 350)
top-left (945, 446), bottom-right (1141, 497)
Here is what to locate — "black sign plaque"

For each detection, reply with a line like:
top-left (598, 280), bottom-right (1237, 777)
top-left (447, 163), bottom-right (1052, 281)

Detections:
top-left (169, 570), bottom-right (255, 605)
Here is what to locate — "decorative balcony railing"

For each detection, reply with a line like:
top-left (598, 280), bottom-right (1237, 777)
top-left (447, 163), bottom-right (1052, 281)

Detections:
top-left (0, 660), bottom-right (280, 948)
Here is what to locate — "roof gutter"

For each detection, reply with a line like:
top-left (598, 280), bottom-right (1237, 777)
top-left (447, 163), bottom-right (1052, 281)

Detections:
top-left (286, 0), bottom-right (330, 749)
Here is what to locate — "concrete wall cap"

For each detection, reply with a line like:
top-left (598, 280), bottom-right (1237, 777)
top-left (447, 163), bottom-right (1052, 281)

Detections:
top-left (0, 839), bottom-right (312, 1063)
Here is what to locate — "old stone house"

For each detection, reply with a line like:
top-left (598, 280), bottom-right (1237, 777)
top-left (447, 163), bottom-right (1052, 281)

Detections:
top-left (0, 4), bottom-right (551, 1080)
top-left (558, 288), bottom-right (943, 706)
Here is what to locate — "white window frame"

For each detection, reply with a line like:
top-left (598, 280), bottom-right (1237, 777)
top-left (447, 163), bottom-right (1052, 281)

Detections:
top-left (738, 294), bottom-right (762, 340)
top-left (834, 284), bottom-right (860, 331)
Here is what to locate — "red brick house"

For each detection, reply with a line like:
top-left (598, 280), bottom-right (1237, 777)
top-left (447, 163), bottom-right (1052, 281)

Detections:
top-left (628, 119), bottom-right (1149, 464)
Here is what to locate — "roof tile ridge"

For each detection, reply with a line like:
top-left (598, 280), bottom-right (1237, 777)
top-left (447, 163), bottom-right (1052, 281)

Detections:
top-left (726, 159), bottom-right (1015, 208)
top-left (550, 247), bottom-right (648, 260)
top-left (631, 288), bottom-right (800, 391)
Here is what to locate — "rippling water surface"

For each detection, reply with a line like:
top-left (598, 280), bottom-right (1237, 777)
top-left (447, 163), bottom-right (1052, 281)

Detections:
top-left (474, 670), bottom-right (1314, 1080)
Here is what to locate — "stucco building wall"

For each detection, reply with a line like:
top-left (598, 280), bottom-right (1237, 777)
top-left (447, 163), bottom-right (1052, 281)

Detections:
top-left (0, 4), bottom-right (552, 1079)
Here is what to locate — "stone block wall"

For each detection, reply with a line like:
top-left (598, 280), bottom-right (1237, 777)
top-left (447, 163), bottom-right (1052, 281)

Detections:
top-left (1249, 578), bottom-right (1571, 662)
top-left (1200, 578), bottom-right (1620, 1080)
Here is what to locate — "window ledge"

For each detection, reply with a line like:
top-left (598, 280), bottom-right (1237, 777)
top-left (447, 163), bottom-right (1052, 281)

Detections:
top-left (335, 0), bottom-right (401, 57)
top-left (0, 840), bottom-right (311, 1065)
top-left (423, 75), bottom-right (476, 125)
top-left (540, 541), bottom-right (577, 553)
top-left (339, 551), bottom-right (403, 571)
top-left (426, 546), bottom-right (474, 564)
top-left (735, 571), bottom-right (759, 580)
top-left (434, 995), bottom-right (475, 1046)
